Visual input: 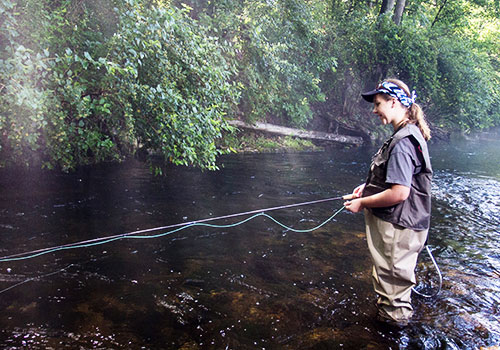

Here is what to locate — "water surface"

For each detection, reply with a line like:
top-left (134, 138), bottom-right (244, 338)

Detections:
top-left (0, 132), bottom-right (499, 349)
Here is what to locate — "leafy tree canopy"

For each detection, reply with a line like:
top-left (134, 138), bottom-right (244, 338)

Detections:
top-left (1, 0), bottom-right (498, 171)
top-left (1, 0), bottom-right (238, 171)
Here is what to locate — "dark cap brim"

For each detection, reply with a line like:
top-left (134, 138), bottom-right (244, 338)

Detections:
top-left (361, 89), bottom-right (381, 102)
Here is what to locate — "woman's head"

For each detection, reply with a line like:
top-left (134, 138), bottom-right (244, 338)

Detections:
top-left (362, 79), bottom-right (431, 140)
top-left (370, 93), bottom-right (407, 128)
top-left (362, 79), bottom-right (415, 108)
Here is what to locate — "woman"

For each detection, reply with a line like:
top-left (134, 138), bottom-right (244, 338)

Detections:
top-left (344, 78), bottom-right (432, 325)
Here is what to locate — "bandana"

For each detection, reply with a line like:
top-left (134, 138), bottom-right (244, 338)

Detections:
top-left (376, 81), bottom-right (416, 108)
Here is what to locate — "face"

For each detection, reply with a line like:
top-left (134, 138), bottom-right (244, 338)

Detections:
top-left (372, 94), bottom-right (395, 126)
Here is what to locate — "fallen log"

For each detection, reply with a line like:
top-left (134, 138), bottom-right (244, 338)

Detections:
top-left (228, 120), bottom-right (363, 145)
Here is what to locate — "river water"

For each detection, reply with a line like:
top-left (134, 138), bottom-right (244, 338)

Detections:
top-left (0, 131), bottom-right (499, 349)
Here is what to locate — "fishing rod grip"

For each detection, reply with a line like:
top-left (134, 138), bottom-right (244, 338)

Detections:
top-left (342, 194), bottom-right (357, 200)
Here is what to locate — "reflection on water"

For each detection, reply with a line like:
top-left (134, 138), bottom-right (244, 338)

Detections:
top-left (0, 131), bottom-right (499, 349)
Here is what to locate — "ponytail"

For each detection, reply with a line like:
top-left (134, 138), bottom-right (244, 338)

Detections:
top-left (409, 102), bottom-right (431, 141)
top-left (386, 78), bottom-right (431, 141)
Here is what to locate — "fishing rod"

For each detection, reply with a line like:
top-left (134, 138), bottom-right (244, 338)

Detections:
top-left (0, 193), bottom-right (440, 298)
top-left (0, 195), bottom-right (353, 262)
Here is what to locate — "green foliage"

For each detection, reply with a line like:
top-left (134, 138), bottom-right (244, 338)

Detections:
top-left (320, 5), bottom-right (499, 135)
top-left (109, 0), bottom-right (239, 170)
top-left (1, 0), bottom-right (133, 170)
top-left (431, 37), bottom-right (499, 130)
top-left (1, 0), bottom-right (499, 173)
top-left (282, 136), bottom-right (317, 151)
top-left (0, 44), bottom-right (52, 166)
top-left (0, 0), bottom-right (238, 171)
top-left (200, 0), bottom-right (335, 127)
top-left (376, 14), bottom-right (500, 131)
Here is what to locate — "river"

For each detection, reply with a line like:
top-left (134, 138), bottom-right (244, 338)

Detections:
top-left (0, 131), bottom-right (499, 349)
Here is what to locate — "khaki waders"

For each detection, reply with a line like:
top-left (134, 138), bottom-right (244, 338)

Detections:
top-left (364, 209), bottom-right (428, 322)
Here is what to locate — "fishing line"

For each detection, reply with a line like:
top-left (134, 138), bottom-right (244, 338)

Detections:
top-left (0, 264), bottom-right (74, 294)
top-left (0, 194), bottom-right (441, 298)
top-left (0, 196), bottom-right (348, 263)
top-left (412, 245), bottom-right (443, 298)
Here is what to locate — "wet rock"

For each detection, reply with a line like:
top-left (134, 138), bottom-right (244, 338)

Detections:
top-left (184, 279), bottom-right (205, 287)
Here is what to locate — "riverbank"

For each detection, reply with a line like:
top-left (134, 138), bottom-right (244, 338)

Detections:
top-left (221, 130), bottom-right (324, 153)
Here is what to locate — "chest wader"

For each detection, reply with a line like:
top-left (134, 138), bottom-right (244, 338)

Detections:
top-left (363, 124), bottom-right (432, 323)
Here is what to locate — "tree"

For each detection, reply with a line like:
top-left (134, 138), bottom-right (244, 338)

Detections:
top-left (379, 0), bottom-right (395, 15)
top-left (0, 0), bottom-right (239, 171)
top-left (1, 0), bottom-right (499, 172)
top-left (379, 0), bottom-right (406, 24)
top-left (393, 0), bottom-right (406, 25)
top-left (198, 0), bottom-right (335, 127)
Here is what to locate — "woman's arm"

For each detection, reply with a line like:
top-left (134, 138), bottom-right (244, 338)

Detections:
top-left (344, 184), bottom-right (410, 213)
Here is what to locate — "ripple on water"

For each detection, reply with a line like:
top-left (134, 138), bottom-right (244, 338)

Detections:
top-left (433, 171), bottom-right (500, 228)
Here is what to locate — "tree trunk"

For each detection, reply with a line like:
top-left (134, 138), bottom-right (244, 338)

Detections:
top-left (379, 0), bottom-right (395, 15)
top-left (227, 120), bottom-right (363, 145)
top-left (393, 0), bottom-right (406, 24)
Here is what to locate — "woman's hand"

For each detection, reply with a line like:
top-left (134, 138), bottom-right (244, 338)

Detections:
top-left (352, 184), bottom-right (365, 198)
top-left (344, 198), bottom-right (364, 213)
top-left (344, 184), bottom-right (365, 213)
